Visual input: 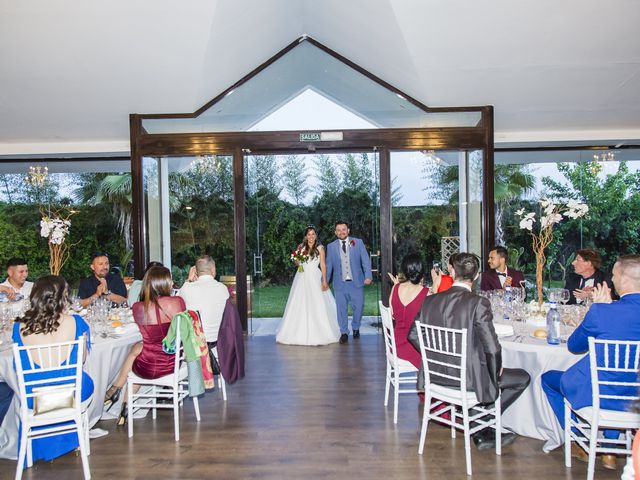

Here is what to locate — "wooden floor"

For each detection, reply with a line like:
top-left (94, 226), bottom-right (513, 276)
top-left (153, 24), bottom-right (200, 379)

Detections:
top-left (0, 335), bottom-right (623, 480)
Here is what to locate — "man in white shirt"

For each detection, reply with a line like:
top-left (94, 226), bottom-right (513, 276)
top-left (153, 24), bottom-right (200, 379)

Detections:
top-left (0, 257), bottom-right (33, 300)
top-left (178, 255), bottom-right (229, 343)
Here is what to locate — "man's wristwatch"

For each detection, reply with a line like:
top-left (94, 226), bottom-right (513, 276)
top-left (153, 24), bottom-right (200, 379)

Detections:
top-left (103, 290), bottom-right (111, 297)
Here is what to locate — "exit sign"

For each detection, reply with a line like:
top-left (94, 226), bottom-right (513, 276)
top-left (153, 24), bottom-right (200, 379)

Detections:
top-left (300, 133), bottom-right (321, 142)
top-left (299, 132), bottom-right (344, 142)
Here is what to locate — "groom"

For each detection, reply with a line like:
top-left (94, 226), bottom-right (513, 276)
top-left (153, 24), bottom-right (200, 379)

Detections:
top-left (324, 221), bottom-right (373, 344)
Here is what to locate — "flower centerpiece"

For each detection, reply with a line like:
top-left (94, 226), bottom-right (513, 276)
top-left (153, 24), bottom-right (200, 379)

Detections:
top-left (290, 246), bottom-right (309, 272)
top-left (40, 207), bottom-right (76, 275)
top-left (516, 199), bottom-right (588, 307)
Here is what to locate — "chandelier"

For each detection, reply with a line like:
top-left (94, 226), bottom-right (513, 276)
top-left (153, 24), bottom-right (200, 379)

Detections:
top-left (593, 151), bottom-right (615, 163)
top-left (588, 150), bottom-right (615, 175)
top-left (26, 165), bottom-right (49, 186)
top-left (192, 155), bottom-right (220, 175)
top-left (422, 150), bottom-right (443, 164)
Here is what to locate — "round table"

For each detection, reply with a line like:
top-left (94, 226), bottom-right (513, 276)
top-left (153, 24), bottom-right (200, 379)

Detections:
top-left (499, 322), bottom-right (584, 452)
top-left (0, 325), bottom-right (142, 460)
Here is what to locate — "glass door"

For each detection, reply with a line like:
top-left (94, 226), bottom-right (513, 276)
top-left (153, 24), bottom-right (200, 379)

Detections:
top-left (245, 149), bottom-right (381, 335)
top-left (141, 154), bottom-right (236, 287)
top-left (389, 149), bottom-right (483, 279)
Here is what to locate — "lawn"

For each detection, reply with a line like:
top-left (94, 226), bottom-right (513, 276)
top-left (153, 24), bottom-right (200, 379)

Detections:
top-left (251, 284), bottom-right (382, 317)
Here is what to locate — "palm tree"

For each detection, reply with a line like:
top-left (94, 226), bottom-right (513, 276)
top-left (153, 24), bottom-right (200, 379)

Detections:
top-left (424, 162), bottom-right (534, 246)
top-left (76, 173), bottom-right (133, 250)
top-left (493, 165), bottom-right (535, 246)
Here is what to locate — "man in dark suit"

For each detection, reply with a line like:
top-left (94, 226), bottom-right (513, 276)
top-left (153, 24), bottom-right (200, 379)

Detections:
top-left (409, 252), bottom-right (531, 450)
top-left (78, 253), bottom-right (128, 307)
top-left (542, 254), bottom-right (640, 470)
top-left (480, 246), bottom-right (525, 291)
top-left (564, 248), bottom-right (614, 304)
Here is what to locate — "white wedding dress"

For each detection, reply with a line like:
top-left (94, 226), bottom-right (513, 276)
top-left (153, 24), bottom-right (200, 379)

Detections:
top-left (276, 255), bottom-right (341, 346)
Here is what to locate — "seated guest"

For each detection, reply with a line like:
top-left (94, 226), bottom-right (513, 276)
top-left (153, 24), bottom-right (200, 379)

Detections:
top-left (564, 248), bottom-right (613, 304)
top-left (78, 253), bottom-right (128, 307)
top-left (409, 252), bottom-right (531, 450)
top-left (388, 254), bottom-right (450, 370)
top-left (104, 266), bottom-right (186, 425)
top-left (480, 246), bottom-right (525, 291)
top-left (178, 256), bottom-right (229, 346)
top-left (0, 257), bottom-right (34, 300)
top-left (12, 275), bottom-right (94, 463)
top-left (127, 261), bottom-right (163, 305)
top-left (542, 254), bottom-right (640, 470)
top-left (389, 254), bottom-right (430, 370)
top-left (0, 382), bottom-right (12, 425)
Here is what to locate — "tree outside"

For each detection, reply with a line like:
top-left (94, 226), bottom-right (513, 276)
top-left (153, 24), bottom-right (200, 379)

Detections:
top-left (499, 159), bottom-right (640, 284)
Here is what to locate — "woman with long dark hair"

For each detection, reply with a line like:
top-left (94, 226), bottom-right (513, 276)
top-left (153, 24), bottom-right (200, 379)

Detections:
top-left (12, 275), bottom-right (94, 462)
top-left (104, 266), bottom-right (185, 424)
top-left (276, 225), bottom-right (341, 345)
top-left (388, 254), bottom-right (451, 369)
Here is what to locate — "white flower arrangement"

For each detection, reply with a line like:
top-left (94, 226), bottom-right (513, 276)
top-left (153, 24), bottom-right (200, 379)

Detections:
top-left (40, 217), bottom-right (71, 245)
top-left (516, 198), bottom-right (589, 306)
top-left (516, 199), bottom-right (588, 232)
top-left (39, 208), bottom-right (76, 275)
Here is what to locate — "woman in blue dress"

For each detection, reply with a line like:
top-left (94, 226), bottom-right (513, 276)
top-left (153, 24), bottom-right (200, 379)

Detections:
top-left (12, 275), bottom-right (94, 463)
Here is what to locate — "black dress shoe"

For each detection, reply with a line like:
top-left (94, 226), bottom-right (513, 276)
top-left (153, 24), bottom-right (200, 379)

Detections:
top-left (353, 330), bottom-right (360, 339)
top-left (473, 430), bottom-right (517, 451)
top-left (339, 334), bottom-right (348, 344)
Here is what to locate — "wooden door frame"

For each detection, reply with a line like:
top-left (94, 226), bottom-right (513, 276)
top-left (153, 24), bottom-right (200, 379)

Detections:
top-left (129, 36), bottom-right (495, 331)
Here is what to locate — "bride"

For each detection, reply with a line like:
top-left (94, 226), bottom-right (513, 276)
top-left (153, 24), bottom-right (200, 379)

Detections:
top-left (276, 226), bottom-right (341, 346)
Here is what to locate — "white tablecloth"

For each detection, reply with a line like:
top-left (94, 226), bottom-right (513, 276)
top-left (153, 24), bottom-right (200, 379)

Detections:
top-left (0, 327), bottom-right (142, 460)
top-left (499, 324), bottom-right (584, 452)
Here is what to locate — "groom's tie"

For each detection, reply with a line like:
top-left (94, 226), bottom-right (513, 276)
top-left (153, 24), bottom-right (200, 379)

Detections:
top-left (342, 240), bottom-right (347, 254)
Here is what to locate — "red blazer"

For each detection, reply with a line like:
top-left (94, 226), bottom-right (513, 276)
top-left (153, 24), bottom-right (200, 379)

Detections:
top-left (480, 267), bottom-right (525, 291)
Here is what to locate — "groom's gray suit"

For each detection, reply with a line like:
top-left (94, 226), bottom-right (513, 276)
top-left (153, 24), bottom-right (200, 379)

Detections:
top-left (325, 237), bottom-right (372, 334)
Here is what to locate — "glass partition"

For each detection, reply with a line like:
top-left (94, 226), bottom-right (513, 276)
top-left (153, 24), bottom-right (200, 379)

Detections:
top-left (142, 40), bottom-right (482, 134)
top-left (495, 148), bottom-right (640, 285)
top-left (142, 155), bottom-right (236, 287)
top-left (390, 149), bottom-right (484, 276)
top-left (0, 159), bottom-right (132, 288)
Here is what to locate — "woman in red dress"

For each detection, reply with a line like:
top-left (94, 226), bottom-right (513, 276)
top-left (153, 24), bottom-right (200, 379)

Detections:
top-left (104, 266), bottom-right (186, 424)
top-left (389, 255), bottom-right (452, 369)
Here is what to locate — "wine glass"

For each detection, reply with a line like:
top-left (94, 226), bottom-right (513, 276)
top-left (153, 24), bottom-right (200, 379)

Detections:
top-left (69, 295), bottom-right (82, 312)
top-left (559, 289), bottom-right (570, 306)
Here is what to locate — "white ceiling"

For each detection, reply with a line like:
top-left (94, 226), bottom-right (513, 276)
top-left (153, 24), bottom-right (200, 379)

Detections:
top-left (1, 0), bottom-right (639, 156)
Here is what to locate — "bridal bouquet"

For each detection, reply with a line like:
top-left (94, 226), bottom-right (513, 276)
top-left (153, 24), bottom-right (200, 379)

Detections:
top-left (290, 246), bottom-right (309, 272)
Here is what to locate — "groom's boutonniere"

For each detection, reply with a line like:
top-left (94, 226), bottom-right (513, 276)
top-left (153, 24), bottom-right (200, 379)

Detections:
top-left (350, 239), bottom-right (356, 247)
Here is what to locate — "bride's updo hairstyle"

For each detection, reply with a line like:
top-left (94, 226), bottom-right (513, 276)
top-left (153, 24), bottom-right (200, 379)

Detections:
top-left (301, 225), bottom-right (320, 258)
top-left (401, 253), bottom-right (425, 285)
top-left (19, 275), bottom-right (69, 336)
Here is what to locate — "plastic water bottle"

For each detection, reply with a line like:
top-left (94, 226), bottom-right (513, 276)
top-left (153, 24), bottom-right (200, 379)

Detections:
top-left (546, 302), bottom-right (561, 345)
